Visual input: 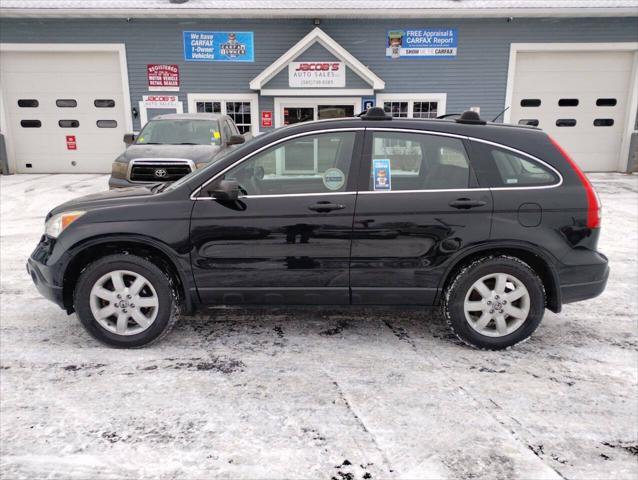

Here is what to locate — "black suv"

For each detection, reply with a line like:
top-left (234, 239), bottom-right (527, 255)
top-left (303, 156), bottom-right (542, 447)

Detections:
top-left (27, 109), bottom-right (608, 350)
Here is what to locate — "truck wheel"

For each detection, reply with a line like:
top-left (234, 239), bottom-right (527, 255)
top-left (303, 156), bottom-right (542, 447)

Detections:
top-left (74, 254), bottom-right (179, 348)
top-left (443, 255), bottom-right (545, 350)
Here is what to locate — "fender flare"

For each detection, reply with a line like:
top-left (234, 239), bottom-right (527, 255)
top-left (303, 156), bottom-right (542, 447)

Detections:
top-left (62, 233), bottom-right (198, 314)
top-left (435, 240), bottom-right (562, 312)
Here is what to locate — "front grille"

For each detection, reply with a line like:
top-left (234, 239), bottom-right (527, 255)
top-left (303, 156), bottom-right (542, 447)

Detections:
top-left (129, 162), bottom-right (193, 182)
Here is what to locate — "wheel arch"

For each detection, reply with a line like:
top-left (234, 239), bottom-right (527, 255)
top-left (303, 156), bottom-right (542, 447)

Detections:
top-left (61, 235), bottom-right (196, 315)
top-left (437, 242), bottom-right (562, 313)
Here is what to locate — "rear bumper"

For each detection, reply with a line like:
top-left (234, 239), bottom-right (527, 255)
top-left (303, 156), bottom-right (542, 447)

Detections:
top-left (559, 252), bottom-right (609, 305)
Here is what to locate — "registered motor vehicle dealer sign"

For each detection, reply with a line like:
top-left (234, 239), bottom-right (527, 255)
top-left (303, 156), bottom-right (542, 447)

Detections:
top-left (288, 62), bottom-right (346, 88)
top-left (147, 64), bottom-right (180, 91)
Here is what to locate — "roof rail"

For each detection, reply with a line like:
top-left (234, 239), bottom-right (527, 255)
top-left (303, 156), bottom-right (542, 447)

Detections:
top-left (359, 107), bottom-right (392, 120)
top-left (455, 110), bottom-right (486, 125)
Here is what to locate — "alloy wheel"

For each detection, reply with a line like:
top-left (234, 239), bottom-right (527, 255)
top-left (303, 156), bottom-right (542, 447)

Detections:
top-left (89, 270), bottom-right (159, 336)
top-left (463, 272), bottom-right (530, 337)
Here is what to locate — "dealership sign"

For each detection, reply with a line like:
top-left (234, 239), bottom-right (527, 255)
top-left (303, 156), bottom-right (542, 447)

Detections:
top-left (386, 29), bottom-right (458, 58)
top-left (183, 31), bottom-right (254, 62)
top-left (141, 95), bottom-right (181, 109)
top-left (147, 64), bottom-right (180, 91)
top-left (289, 62), bottom-right (345, 88)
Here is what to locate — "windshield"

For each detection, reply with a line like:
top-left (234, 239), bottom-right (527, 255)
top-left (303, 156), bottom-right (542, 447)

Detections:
top-left (136, 119), bottom-right (221, 146)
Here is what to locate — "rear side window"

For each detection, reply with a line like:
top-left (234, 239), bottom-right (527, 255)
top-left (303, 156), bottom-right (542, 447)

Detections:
top-left (472, 142), bottom-right (559, 187)
top-left (369, 132), bottom-right (471, 190)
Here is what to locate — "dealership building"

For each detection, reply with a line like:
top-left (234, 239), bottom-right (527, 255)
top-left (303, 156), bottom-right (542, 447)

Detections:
top-left (0, 0), bottom-right (637, 174)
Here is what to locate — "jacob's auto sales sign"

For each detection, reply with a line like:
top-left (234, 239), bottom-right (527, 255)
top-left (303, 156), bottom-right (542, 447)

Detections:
top-left (288, 62), bottom-right (346, 88)
top-left (147, 64), bottom-right (180, 91)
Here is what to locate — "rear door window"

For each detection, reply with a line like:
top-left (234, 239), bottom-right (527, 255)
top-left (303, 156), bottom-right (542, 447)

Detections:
top-left (472, 142), bottom-right (559, 187)
top-left (367, 131), bottom-right (471, 191)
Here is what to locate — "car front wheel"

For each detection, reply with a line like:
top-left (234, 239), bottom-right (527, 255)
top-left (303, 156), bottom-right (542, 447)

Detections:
top-left (443, 255), bottom-right (545, 350)
top-left (74, 254), bottom-right (179, 348)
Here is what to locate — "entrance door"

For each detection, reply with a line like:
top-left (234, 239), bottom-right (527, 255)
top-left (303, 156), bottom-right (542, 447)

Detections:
top-left (283, 105), bottom-right (355, 125)
top-left (275, 97), bottom-right (360, 127)
top-left (350, 129), bottom-right (492, 305)
top-left (190, 129), bottom-right (363, 305)
top-left (284, 107), bottom-right (315, 125)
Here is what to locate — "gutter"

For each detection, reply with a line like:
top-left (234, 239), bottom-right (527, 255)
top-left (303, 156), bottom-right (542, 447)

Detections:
top-left (1, 7), bottom-right (637, 19)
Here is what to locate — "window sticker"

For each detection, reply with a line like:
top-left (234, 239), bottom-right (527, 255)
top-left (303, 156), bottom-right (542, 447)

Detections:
top-left (373, 159), bottom-right (392, 190)
top-left (323, 168), bottom-right (345, 191)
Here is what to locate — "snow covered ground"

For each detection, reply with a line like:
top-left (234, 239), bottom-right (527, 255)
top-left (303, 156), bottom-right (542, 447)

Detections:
top-left (1, 173), bottom-right (636, 480)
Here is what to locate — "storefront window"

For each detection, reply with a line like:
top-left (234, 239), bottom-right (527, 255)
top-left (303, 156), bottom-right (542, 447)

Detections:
top-left (194, 100), bottom-right (252, 134)
top-left (196, 101), bottom-right (221, 114)
top-left (413, 101), bottom-right (438, 118)
top-left (226, 101), bottom-right (252, 134)
top-left (384, 100), bottom-right (439, 119)
top-left (383, 101), bottom-right (409, 118)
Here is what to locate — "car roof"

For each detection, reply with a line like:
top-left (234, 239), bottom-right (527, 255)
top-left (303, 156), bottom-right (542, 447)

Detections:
top-left (254, 114), bottom-right (553, 166)
top-left (151, 113), bottom-right (227, 121)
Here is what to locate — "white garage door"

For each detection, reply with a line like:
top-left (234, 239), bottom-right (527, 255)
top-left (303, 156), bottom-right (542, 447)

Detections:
top-left (509, 50), bottom-right (634, 172)
top-left (1, 50), bottom-right (128, 173)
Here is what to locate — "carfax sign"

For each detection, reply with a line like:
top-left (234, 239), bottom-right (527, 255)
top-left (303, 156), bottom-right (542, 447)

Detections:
top-left (386, 29), bottom-right (458, 58)
top-left (183, 31), bottom-right (254, 62)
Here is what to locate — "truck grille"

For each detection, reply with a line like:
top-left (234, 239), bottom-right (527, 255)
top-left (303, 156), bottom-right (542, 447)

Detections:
top-left (129, 162), bottom-right (193, 182)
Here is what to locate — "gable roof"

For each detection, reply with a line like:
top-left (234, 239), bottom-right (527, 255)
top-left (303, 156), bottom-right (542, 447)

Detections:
top-left (250, 28), bottom-right (385, 91)
top-left (2, 0), bottom-right (637, 18)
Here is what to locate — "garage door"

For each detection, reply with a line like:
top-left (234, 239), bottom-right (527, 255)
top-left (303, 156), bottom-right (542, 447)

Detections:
top-left (1, 50), bottom-right (128, 173)
top-left (509, 50), bottom-right (634, 172)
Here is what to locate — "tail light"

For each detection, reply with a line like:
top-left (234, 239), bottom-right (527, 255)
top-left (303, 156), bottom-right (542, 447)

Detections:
top-left (548, 135), bottom-right (601, 228)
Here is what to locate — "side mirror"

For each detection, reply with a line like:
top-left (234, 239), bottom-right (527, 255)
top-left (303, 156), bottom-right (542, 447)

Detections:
top-left (208, 179), bottom-right (241, 201)
top-left (123, 133), bottom-right (137, 146)
top-left (227, 134), bottom-right (245, 146)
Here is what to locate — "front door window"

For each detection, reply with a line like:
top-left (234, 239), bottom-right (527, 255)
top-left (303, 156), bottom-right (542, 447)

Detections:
top-left (223, 131), bottom-right (356, 195)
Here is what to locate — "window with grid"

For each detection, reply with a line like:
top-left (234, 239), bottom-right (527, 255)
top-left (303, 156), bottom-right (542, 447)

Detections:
top-left (195, 100), bottom-right (252, 134)
top-left (383, 101), bottom-right (409, 118)
top-left (225, 101), bottom-right (252, 134)
top-left (196, 101), bottom-right (221, 114)
top-left (413, 101), bottom-right (438, 119)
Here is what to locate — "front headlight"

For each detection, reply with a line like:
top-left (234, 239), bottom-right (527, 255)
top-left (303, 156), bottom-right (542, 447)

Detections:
top-left (45, 211), bottom-right (85, 238)
top-left (196, 162), bottom-right (209, 169)
top-left (111, 161), bottom-right (128, 176)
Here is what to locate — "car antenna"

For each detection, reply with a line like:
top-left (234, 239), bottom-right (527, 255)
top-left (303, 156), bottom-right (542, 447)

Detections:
top-left (492, 106), bottom-right (510, 122)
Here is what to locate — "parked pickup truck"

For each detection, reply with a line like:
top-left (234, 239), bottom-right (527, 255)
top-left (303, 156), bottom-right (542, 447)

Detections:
top-left (109, 113), bottom-right (248, 189)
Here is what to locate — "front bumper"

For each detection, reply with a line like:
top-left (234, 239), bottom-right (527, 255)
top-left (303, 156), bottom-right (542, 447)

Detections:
top-left (27, 253), bottom-right (65, 310)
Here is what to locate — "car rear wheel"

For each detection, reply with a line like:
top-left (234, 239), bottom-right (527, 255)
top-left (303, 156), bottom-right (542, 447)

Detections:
top-left (443, 255), bottom-right (545, 350)
top-left (74, 254), bottom-right (179, 348)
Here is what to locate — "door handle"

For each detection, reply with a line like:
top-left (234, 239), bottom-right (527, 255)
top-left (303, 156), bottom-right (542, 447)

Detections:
top-left (308, 201), bottom-right (345, 213)
top-left (449, 198), bottom-right (487, 209)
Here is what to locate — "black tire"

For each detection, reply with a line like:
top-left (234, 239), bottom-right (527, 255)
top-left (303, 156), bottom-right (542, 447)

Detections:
top-left (73, 254), bottom-right (179, 348)
top-left (443, 255), bottom-right (545, 350)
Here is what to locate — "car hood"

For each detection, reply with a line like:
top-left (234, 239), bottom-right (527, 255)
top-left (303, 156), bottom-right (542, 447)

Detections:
top-left (122, 144), bottom-right (221, 163)
top-left (49, 187), bottom-right (155, 217)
